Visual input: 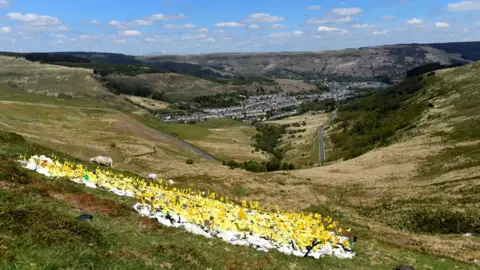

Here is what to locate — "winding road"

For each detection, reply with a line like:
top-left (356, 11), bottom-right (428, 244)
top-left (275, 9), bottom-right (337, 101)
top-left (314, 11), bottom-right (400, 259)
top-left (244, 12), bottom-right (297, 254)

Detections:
top-left (157, 130), bottom-right (216, 161)
top-left (318, 127), bottom-right (325, 163)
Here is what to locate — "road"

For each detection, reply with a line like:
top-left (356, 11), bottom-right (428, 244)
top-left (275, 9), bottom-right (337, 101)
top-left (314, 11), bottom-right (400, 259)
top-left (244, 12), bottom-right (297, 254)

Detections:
top-left (318, 127), bottom-right (325, 163)
top-left (157, 130), bottom-right (216, 161)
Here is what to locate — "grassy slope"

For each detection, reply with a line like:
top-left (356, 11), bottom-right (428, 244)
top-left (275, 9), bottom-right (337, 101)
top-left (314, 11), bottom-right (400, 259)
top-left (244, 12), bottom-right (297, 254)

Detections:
top-left (190, 119), bottom-right (269, 162)
top-left (0, 131), bottom-right (476, 270)
top-left (1, 56), bottom-right (480, 268)
top-left (139, 117), bottom-right (268, 162)
top-left (292, 62), bottom-right (480, 265)
top-left (111, 72), bottom-right (278, 101)
top-left (0, 57), bottom-right (216, 173)
top-left (266, 113), bottom-right (328, 168)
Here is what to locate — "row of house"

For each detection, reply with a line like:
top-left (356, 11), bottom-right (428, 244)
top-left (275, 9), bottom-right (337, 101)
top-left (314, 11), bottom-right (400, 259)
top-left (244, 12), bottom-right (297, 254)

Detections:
top-left (160, 88), bottom-right (353, 123)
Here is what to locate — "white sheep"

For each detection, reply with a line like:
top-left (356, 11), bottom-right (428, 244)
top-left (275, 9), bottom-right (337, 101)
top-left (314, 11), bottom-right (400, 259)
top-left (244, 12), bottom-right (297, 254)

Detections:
top-left (147, 174), bottom-right (158, 181)
top-left (89, 156), bottom-right (113, 167)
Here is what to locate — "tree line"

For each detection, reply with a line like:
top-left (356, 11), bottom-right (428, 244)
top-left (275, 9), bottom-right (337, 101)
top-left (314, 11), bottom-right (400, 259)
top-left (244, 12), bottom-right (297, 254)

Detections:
top-left (406, 62), bottom-right (464, 78)
top-left (328, 75), bottom-right (428, 161)
top-left (24, 53), bottom-right (90, 63)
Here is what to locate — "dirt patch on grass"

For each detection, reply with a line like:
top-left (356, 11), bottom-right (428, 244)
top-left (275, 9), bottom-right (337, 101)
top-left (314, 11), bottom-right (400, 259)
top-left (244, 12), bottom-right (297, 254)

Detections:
top-left (56, 193), bottom-right (129, 217)
top-left (136, 217), bottom-right (160, 231)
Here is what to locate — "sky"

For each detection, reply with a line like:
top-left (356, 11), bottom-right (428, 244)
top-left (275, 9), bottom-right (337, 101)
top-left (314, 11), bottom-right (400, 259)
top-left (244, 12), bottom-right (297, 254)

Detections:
top-left (0, 0), bottom-right (479, 55)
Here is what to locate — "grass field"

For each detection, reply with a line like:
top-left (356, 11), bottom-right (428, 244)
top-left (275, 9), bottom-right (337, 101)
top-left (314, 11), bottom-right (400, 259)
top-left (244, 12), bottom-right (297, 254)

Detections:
top-left (0, 56), bottom-right (106, 98)
top-left (266, 113), bottom-right (329, 168)
top-left (1, 56), bottom-right (480, 268)
top-left (291, 62), bottom-right (480, 264)
top-left (0, 131), bottom-right (477, 270)
top-left (139, 118), bottom-right (268, 162)
top-left (124, 95), bottom-right (169, 111)
top-left (275, 79), bottom-right (317, 92)
top-left (191, 119), bottom-right (269, 162)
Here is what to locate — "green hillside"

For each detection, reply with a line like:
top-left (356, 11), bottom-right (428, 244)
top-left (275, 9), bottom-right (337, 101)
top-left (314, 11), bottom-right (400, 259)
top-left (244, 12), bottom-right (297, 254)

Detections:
top-left (1, 55), bottom-right (480, 269)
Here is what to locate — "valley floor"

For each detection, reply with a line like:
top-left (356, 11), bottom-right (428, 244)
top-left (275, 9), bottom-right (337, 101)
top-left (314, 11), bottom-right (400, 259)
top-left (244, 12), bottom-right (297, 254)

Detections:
top-left (0, 56), bottom-right (479, 268)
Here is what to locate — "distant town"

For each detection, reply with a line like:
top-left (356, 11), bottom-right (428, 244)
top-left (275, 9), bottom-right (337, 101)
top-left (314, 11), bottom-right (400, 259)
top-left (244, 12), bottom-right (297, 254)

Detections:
top-left (159, 80), bottom-right (390, 123)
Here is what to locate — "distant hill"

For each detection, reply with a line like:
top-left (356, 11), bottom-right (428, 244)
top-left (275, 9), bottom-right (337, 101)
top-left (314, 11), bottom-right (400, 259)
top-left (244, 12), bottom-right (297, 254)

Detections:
top-left (138, 41), bottom-right (480, 81)
top-left (4, 41), bottom-right (480, 86)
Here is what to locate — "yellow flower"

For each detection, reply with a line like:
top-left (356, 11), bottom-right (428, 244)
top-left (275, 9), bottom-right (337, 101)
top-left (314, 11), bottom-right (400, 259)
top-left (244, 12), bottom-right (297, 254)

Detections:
top-left (238, 208), bottom-right (245, 220)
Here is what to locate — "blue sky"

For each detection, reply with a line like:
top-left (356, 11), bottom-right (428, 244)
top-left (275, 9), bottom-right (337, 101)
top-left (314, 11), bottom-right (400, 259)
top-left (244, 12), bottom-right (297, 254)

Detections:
top-left (0, 0), bottom-right (479, 55)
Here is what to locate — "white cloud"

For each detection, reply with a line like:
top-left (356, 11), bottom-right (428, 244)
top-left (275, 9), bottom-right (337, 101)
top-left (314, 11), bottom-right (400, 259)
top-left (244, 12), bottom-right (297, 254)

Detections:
top-left (446, 1), bottom-right (480, 12)
top-left (268, 32), bottom-right (290, 38)
top-left (307, 5), bottom-right (321, 10)
top-left (148, 13), bottom-right (187, 21)
top-left (268, 30), bottom-right (304, 38)
top-left (306, 18), bottom-right (328, 25)
top-left (111, 39), bottom-right (127, 44)
top-left (317, 26), bottom-right (339, 32)
top-left (120, 30), bottom-right (142, 36)
top-left (6, 12), bottom-right (68, 32)
top-left (335, 16), bottom-right (354, 23)
top-left (52, 33), bottom-right (65, 39)
top-left (248, 24), bottom-right (260, 29)
top-left (196, 28), bottom-right (209, 33)
top-left (306, 16), bottom-right (353, 25)
top-left (163, 23), bottom-right (196, 29)
top-left (162, 24), bottom-right (177, 29)
top-left (246, 13), bottom-right (285, 23)
top-left (435, 22), bottom-right (451, 28)
top-left (293, 30), bottom-right (304, 36)
top-left (373, 30), bottom-right (389, 35)
top-left (109, 20), bottom-right (122, 27)
top-left (91, 20), bottom-right (100, 25)
top-left (0, 0), bottom-right (10, 8)
top-left (271, 24), bottom-right (284, 29)
top-left (224, 36), bottom-right (231, 40)
top-left (203, 38), bottom-right (215, 42)
top-left (353, 24), bottom-right (376, 29)
top-left (381, 15), bottom-right (396, 21)
top-left (109, 13), bottom-right (186, 28)
top-left (7, 12), bottom-right (61, 26)
top-left (181, 34), bottom-right (206, 40)
top-left (1, 26), bottom-right (11, 33)
top-left (215, 21), bottom-right (245, 28)
top-left (331, 8), bottom-right (362, 16)
top-left (78, 34), bottom-right (104, 40)
top-left (214, 29), bottom-right (225, 33)
top-left (132, 19), bottom-right (154, 26)
top-left (406, 18), bottom-right (424, 24)
top-left (144, 37), bottom-right (157, 42)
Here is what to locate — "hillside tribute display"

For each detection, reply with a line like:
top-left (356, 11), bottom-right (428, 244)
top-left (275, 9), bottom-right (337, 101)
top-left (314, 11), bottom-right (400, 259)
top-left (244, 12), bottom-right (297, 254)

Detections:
top-left (19, 154), bottom-right (355, 260)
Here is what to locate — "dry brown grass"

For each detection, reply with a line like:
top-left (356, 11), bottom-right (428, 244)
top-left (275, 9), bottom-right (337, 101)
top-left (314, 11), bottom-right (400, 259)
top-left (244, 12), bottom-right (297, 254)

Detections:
top-left (266, 113), bottom-right (329, 167)
top-left (124, 95), bottom-right (169, 110)
top-left (274, 79), bottom-right (316, 92)
top-left (0, 101), bottom-right (200, 174)
top-left (0, 56), bottom-right (110, 98)
top-left (189, 126), bottom-right (269, 162)
top-left (1, 57), bottom-right (479, 264)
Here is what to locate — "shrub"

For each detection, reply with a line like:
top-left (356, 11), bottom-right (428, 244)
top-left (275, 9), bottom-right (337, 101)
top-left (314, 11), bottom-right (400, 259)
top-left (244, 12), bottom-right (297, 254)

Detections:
top-left (110, 143), bottom-right (117, 148)
top-left (185, 159), bottom-right (194, 165)
top-left (328, 76), bottom-right (427, 161)
top-left (392, 207), bottom-right (480, 234)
